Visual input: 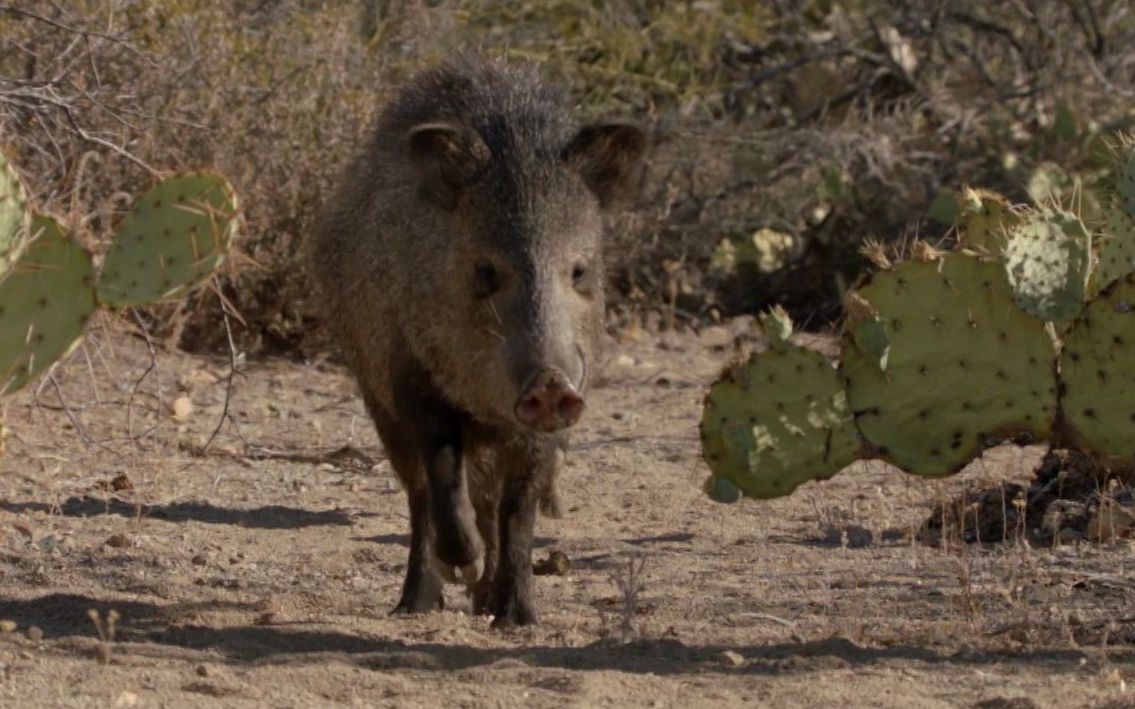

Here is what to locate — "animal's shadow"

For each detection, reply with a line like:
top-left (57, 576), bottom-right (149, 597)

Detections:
top-left (0, 497), bottom-right (352, 529)
top-left (0, 592), bottom-right (1113, 678)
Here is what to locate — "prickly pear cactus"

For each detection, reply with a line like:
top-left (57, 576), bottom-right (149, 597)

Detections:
top-left (1058, 272), bottom-right (1135, 467)
top-left (97, 172), bottom-right (239, 306)
top-left (710, 228), bottom-right (798, 276)
top-left (1094, 206), bottom-right (1135, 294)
top-left (1003, 208), bottom-right (1092, 321)
top-left (1026, 162), bottom-right (1074, 206)
top-left (958, 188), bottom-right (1020, 254)
top-left (0, 215), bottom-right (97, 395)
top-left (841, 251), bottom-right (1057, 477)
top-left (700, 308), bottom-right (862, 500)
top-left (0, 151), bottom-right (30, 279)
top-left (1118, 146), bottom-right (1135, 219)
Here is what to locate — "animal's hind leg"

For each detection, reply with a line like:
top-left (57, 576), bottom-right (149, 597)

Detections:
top-left (363, 390), bottom-right (443, 614)
top-left (468, 477), bottom-right (500, 615)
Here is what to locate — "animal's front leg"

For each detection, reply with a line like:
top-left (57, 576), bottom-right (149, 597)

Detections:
top-left (393, 485), bottom-right (445, 613)
top-left (361, 389), bottom-right (444, 615)
top-left (491, 478), bottom-right (538, 628)
top-left (422, 412), bottom-right (485, 584)
top-left (490, 441), bottom-right (555, 628)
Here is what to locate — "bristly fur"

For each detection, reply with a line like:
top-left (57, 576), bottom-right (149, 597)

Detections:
top-left (308, 56), bottom-right (644, 626)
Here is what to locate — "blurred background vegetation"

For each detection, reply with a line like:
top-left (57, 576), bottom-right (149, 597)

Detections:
top-left (1, 0), bottom-right (1133, 357)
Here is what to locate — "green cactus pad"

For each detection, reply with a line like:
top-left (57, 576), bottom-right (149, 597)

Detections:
top-left (927, 190), bottom-right (960, 226)
top-left (700, 344), bottom-right (862, 500)
top-left (1003, 208), bottom-right (1092, 321)
top-left (0, 215), bottom-right (96, 395)
top-left (97, 172), bottom-right (238, 306)
top-left (958, 189), bottom-right (1020, 254)
top-left (703, 474), bottom-right (742, 504)
top-left (1094, 206), bottom-right (1135, 293)
top-left (758, 304), bottom-right (794, 344)
top-left (841, 253), bottom-right (1057, 477)
top-left (1026, 162), bottom-right (1074, 206)
top-left (1118, 148), bottom-right (1135, 219)
top-left (1058, 272), bottom-right (1135, 467)
top-left (0, 152), bottom-right (30, 279)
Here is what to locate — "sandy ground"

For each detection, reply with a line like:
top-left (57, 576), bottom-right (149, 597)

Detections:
top-left (0, 318), bottom-right (1133, 708)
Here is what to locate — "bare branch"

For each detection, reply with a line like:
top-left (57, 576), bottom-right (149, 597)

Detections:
top-left (0, 5), bottom-right (148, 60)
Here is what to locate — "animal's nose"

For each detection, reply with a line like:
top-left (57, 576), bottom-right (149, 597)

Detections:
top-left (514, 368), bottom-right (585, 432)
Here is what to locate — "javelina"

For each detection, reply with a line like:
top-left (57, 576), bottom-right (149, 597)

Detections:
top-left (309, 58), bottom-right (645, 627)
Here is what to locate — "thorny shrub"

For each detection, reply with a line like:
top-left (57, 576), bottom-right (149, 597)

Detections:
top-left (1, 1), bottom-right (1132, 357)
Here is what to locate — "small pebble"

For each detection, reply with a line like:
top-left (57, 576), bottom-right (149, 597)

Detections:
top-left (172, 395), bottom-right (194, 422)
top-left (718, 650), bottom-right (745, 667)
top-left (533, 550), bottom-right (571, 576)
top-left (110, 474), bottom-right (134, 492)
top-left (26, 626), bottom-right (42, 642)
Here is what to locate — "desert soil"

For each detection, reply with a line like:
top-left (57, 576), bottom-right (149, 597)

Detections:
top-left (1, 318), bottom-right (1133, 708)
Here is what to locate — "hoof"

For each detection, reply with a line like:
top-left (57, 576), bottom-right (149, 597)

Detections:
top-left (390, 593), bottom-right (443, 615)
top-left (490, 600), bottom-right (537, 629)
top-left (432, 551), bottom-right (484, 585)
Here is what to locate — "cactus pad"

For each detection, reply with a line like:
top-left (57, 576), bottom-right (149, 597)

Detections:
top-left (958, 189), bottom-right (1020, 254)
top-left (702, 474), bottom-right (742, 503)
top-left (1003, 208), bottom-right (1092, 321)
top-left (0, 215), bottom-right (96, 395)
top-left (97, 172), bottom-right (238, 306)
top-left (841, 253), bottom-right (1057, 477)
top-left (700, 342), bottom-right (862, 500)
top-left (1026, 162), bottom-right (1073, 206)
top-left (1095, 206), bottom-right (1135, 293)
top-left (1058, 272), bottom-right (1135, 467)
top-left (1118, 148), bottom-right (1135, 219)
top-left (0, 151), bottom-right (30, 279)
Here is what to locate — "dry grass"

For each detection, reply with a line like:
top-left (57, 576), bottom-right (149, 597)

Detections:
top-left (1, 1), bottom-right (1133, 356)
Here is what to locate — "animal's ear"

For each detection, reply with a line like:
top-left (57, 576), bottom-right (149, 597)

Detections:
top-left (407, 122), bottom-right (490, 209)
top-left (561, 123), bottom-right (646, 208)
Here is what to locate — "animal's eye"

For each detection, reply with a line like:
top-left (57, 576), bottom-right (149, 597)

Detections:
top-left (473, 262), bottom-right (499, 299)
top-left (571, 263), bottom-right (592, 293)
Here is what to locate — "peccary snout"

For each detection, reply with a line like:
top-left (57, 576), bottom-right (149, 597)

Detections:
top-left (515, 368), bottom-right (585, 431)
